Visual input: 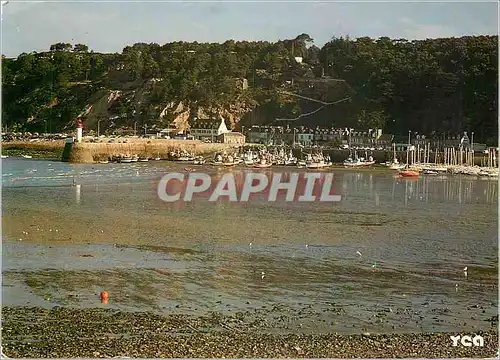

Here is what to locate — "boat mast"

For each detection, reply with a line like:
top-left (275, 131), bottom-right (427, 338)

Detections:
top-left (406, 131), bottom-right (411, 166)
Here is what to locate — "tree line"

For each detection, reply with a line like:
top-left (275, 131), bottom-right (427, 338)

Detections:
top-left (2, 34), bottom-right (497, 144)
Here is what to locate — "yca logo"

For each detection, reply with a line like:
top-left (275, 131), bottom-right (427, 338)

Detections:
top-left (450, 334), bottom-right (484, 347)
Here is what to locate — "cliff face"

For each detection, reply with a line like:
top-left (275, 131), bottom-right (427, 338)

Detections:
top-left (76, 78), bottom-right (254, 133)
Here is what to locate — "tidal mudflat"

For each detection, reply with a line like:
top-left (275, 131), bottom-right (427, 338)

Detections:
top-left (2, 158), bottom-right (498, 357)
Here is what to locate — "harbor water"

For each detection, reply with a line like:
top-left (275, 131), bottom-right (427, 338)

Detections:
top-left (2, 157), bottom-right (498, 334)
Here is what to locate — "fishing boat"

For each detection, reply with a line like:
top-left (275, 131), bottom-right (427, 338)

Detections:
top-left (344, 157), bottom-right (375, 168)
top-left (254, 157), bottom-right (272, 168)
top-left (1, 155), bottom-right (8, 159)
top-left (177, 156), bottom-right (194, 161)
top-left (22, 155), bottom-right (33, 159)
top-left (399, 169), bottom-right (420, 177)
top-left (131, 155), bottom-right (139, 162)
top-left (98, 160), bottom-right (109, 164)
top-left (305, 153), bottom-right (331, 169)
top-left (343, 149), bottom-right (375, 168)
top-left (171, 150), bottom-right (196, 162)
top-left (285, 150), bottom-right (298, 166)
top-left (120, 155), bottom-right (133, 163)
top-left (138, 157), bottom-right (149, 162)
top-left (306, 160), bottom-right (329, 169)
top-left (193, 156), bottom-right (206, 165)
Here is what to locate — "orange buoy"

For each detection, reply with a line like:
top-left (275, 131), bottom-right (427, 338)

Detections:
top-left (100, 291), bottom-right (109, 300)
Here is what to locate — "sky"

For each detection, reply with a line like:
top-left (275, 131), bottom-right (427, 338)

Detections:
top-left (1, 0), bottom-right (498, 57)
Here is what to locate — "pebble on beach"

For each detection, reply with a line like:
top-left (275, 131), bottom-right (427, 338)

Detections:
top-left (1, 307), bottom-right (497, 358)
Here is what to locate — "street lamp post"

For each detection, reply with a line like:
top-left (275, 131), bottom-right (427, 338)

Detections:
top-left (134, 121), bottom-right (137, 136)
top-left (97, 118), bottom-right (101, 137)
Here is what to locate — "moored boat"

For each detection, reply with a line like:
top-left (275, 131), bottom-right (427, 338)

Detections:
top-left (254, 158), bottom-right (272, 168)
top-left (344, 157), bottom-right (375, 168)
top-left (422, 169), bottom-right (438, 175)
top-left (120, 156), bottom-right (133, 163)
top-left (399, 169), bottom-right (420, 177)
top-left (193, 156), bottom-right (206, 165)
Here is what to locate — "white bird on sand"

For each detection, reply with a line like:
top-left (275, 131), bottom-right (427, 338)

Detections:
top-left (463, 267), bottom-right (468, 277)
top-left (356, 251), bottom-right (362, 257)
top-left (261, 271), bottom-right (265, 280)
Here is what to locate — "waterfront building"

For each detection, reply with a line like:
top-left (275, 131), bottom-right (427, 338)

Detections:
top-left (189, 117), bottom-right (230, 142)
top-left (218, 132), bottom-right (246, 145)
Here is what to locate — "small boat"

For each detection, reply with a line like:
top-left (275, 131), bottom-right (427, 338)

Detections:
top-left (306, 160), bottom-right (330, 169)
top-left (254, 158), bottom-right (272, 168)
top-left (422, 170), bottom-right (438, 175)
top-left (153, 157), bottom-right (161, 161)
top-left (389, 163), bottom-right (405, 170)
top-left (344, 150), bottom-right (375, 168)
top-left (98, 160), bottom-right (109, 164)
top-left (130, 155), bottom-right (139, 162)
top-left (285, 157), bottom-right (297, 166)
top-left (138, 157), bottom-right (149, 162)
top-left (22, 155), bottom-right (33, 159)
top-left (222, 162), bottom-right (238, 167)
top-left (177, 156), bottom-right (194, 161)
top-left (478, 170), bottom-right (498, 178)
top-left (387, 144), bottom-right (405, 170)
top-left (120, 156), bottom-right (133, 163)
top-left (1, 155), bottom-right (8, 159)
top-left (193, 157), bottom-right (206, 165)
top-left (399, 169), bottom-right (420, 177)
top-left (234, 157), bottom-right (243, 165)
top-left (344, 157), bottom-right (370, 168)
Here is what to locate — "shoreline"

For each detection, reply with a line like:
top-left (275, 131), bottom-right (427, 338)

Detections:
top-left (2, 306), bottom-right (497, 358)
top-left (2, 140), bottom-right (490, 165)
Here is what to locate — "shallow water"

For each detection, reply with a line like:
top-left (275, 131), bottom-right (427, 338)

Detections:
top-left (2, 158), bottom-right (498, 334)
